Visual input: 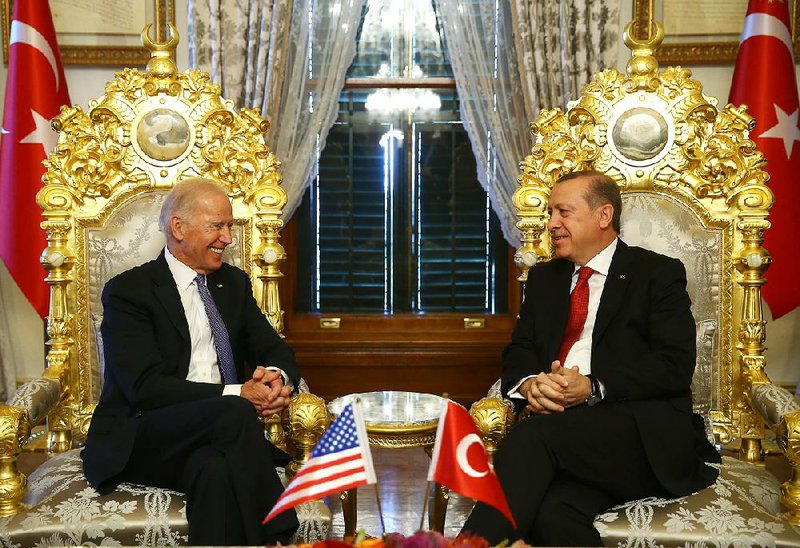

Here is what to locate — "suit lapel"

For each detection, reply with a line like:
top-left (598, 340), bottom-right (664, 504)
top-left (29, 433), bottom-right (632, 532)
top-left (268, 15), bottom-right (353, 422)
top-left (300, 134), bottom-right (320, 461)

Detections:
top-left (593, 241), bottom-right (632, 345)
top-left (151, 251), bottom-right (190, 342)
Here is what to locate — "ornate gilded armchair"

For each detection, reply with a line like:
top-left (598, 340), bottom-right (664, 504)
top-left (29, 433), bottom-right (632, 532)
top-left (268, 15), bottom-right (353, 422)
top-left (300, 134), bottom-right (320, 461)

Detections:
top-left (470, 23), bottom-right (800, 547)
top-left (0, 27), bottom-right (331, 546)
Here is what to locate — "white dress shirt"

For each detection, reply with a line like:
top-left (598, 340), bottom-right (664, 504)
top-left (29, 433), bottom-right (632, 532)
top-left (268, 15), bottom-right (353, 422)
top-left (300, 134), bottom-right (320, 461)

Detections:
top-left (509, 238), bottom-right (618, 399)
top-left (164, 247), bottom-right (242, 396)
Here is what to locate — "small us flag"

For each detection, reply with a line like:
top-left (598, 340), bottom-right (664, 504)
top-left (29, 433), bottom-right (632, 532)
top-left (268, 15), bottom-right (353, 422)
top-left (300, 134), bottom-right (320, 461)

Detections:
top-left (263, 401), bottom-right (376, 524)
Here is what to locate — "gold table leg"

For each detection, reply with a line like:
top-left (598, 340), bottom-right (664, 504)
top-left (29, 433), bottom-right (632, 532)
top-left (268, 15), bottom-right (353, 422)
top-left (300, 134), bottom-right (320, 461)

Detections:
top-left (341, 488), bottom-right (357, 540)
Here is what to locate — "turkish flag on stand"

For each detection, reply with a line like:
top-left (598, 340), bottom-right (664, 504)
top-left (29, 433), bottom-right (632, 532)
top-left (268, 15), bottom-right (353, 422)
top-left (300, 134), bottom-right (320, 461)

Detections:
top-left (729, 0), bottom-right (800, 319)
top-left (0, 0), bottom-right (70, 318)
top-left (428, 400), bottom-right (516, 528)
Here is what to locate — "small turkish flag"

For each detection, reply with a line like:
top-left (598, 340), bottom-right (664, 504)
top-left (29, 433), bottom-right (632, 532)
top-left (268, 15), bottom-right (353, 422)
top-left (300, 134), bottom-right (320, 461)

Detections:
top-left (0, 0), bottom-right (70, 318)
top-left (729, 0), bottom-right (800, 319)
top-left (427, 399), bottom-right (516, 528)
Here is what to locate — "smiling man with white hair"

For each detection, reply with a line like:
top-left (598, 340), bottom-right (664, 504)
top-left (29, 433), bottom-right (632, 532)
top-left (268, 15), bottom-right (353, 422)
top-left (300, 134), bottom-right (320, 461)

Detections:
top-left (82, 177), bottom-right (299, 546)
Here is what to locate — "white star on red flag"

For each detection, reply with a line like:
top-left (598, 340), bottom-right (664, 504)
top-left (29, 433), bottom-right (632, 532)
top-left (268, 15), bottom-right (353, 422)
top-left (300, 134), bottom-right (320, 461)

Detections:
top-left (729, 0), bottom-right (800, 319)
top-left (759, 104), bottom-right (800, 158)
top-left (19, 109), bottom-right (60, 156)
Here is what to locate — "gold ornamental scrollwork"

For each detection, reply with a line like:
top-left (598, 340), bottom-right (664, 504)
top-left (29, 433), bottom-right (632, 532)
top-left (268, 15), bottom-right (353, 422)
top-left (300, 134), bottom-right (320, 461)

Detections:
top-left (198, 108), bottom-right (276, 197)
top-left (0, 405), bottom-right (30, 516)
top-left (285, 393), bottom-right (329, 479)
top-left (42, 105), bottom-right (135, 206)
top-left (470, 397), bottom-right (514, 459)
top-left (366, 432), bottom-right (436, 449)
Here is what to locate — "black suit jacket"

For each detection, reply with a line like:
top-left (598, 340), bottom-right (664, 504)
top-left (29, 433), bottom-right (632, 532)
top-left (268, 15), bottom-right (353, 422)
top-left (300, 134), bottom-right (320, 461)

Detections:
top-left (502, 240), bottom-right (719, 496)
top-left (83, 251), bottom-right (299, 492)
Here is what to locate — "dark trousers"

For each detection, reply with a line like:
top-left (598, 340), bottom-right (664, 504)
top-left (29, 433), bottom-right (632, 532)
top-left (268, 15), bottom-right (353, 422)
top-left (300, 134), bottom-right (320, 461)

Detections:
top-left (116, 395), bottom-right (298, 546)
top-left (462, 403), bottom-right (668, 546)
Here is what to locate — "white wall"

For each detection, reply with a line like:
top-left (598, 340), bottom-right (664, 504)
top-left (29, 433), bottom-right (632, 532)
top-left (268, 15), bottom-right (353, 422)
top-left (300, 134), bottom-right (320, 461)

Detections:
top-left (0, 2), bottom-right (797, 387)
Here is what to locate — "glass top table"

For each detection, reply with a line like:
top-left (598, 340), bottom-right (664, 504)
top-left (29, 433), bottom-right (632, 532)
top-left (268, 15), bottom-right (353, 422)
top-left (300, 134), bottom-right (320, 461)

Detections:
top-left (328, 391), bottom-right (445, 449)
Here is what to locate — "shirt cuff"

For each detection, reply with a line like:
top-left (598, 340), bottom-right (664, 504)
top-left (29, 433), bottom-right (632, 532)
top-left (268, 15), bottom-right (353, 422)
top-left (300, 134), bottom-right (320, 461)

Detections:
top-left (507, 375), bottom-right (535, 400)
top-left (223, 384), bottom-right (242, 396)
top-left (265, 366), bottom-right (295, 392)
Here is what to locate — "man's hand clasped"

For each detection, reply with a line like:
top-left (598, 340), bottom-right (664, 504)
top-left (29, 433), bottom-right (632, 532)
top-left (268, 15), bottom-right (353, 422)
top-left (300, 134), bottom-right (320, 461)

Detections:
top-left (521, 361), bottom-right (592, 414)
top-left (241, 366), bottom-right (292, 417)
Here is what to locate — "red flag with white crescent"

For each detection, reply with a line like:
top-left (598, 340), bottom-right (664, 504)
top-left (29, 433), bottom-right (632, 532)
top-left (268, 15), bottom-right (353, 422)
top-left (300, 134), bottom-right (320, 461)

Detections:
top-left (729, 0), bottom-right (800, 319)
top-left (427, 399), bottom-right (516, 528)
top-left (0, 0), bottom-right (70, 318)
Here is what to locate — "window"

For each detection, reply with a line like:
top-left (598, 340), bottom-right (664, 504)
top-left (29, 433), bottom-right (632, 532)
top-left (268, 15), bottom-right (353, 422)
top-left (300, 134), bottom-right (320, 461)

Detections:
top-left (294, 0), bottom-right (508, 315)
top-left (285, 0), bottom-right (516, 405)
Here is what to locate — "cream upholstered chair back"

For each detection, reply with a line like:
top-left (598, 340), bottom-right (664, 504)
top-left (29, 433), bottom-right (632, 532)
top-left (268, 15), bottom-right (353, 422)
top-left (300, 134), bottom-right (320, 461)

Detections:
top-left (0, 26), bottom-right (331, 546)
top-left (470, 21), bottom-right (800, 547)
top-left (618, 193), bottom-right (721, 426)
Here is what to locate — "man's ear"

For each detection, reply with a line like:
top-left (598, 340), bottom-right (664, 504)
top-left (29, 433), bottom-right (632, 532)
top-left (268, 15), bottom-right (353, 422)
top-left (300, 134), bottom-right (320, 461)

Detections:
top-left (169, 215), bottom-right (184, 241)
top-left (597, 203), bottom-right (614, 229)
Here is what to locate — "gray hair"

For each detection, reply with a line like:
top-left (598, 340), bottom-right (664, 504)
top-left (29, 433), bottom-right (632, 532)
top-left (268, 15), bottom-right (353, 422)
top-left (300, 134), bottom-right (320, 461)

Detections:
top-left (159, 178), bottom-right (228, 237)
top-left (556, 170), bottom-right (622, 233)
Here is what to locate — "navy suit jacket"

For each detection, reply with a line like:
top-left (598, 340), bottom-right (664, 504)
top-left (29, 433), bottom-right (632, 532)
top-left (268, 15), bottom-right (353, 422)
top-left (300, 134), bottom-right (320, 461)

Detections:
top-left (83, 250), bottom-right (298, 492)
top-left (502, 240), bottom-right (719, 496)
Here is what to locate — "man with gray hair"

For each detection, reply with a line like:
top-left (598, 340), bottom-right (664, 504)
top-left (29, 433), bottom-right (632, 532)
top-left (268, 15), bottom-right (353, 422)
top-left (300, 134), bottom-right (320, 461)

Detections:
top-left (82, 177), bottom-right (299, 545)
top-left (462, 170), bottom-right (719, 546)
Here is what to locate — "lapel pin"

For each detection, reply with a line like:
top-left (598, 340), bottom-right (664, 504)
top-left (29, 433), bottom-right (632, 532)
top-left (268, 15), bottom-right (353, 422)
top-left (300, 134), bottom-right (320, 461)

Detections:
top-left (620, 274), bottom-right (626, 279)
top-left (216, 283), bottom-right (223, 288)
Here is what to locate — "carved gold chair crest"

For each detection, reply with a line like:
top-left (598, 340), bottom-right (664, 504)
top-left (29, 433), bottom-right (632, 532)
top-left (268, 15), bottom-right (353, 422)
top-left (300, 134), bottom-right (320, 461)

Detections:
top-left (0, 26), bottom-right (331, 546)
top-left (471, 22), bottom-right (800, 546)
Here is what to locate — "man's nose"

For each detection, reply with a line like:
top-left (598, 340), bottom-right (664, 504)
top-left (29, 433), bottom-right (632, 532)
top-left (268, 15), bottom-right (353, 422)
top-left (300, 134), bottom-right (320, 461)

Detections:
top-left (219, 226), bottom-right (233, 244)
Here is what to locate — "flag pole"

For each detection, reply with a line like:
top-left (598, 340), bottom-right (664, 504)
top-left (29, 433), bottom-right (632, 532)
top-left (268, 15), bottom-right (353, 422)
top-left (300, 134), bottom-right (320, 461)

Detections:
top-left (354, 396), bottom-right (385, 534)
top-left (419, 481), bottom-right (432, 531)
top-left (373, 483), bottom-right (386, 535)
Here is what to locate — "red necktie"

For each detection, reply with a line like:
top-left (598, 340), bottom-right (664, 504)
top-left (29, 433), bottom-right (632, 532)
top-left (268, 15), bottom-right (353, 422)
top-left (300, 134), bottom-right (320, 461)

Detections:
top-left (557, 266), bottom-right (594, 366)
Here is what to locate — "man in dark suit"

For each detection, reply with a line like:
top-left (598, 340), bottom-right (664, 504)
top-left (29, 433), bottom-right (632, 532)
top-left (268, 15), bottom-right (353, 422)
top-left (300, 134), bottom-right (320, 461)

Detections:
top-left (462, 170), bottom-right (720, 546)
top-left (82, 177), bottom-right (299, 546)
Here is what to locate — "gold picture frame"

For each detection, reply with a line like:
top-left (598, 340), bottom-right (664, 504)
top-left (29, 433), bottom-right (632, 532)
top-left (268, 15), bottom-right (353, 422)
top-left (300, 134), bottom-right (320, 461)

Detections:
top-left (633, 0), bottom-right (800, 64)
top-left (2, 0), bottom-right (174, 66)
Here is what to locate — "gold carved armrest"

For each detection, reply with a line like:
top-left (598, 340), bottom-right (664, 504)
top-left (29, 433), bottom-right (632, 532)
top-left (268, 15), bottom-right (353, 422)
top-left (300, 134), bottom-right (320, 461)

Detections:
top-left (262, 378), bottom-right (329, 480)
top-left (469, 380), bottom-right (515, 459)
top-left (0, 361), bottom-right (67, 516)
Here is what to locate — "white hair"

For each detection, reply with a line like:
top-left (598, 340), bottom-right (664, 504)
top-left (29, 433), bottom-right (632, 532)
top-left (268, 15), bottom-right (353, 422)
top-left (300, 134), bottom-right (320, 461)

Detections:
top-left (159, 178), bottom-right (228, 238)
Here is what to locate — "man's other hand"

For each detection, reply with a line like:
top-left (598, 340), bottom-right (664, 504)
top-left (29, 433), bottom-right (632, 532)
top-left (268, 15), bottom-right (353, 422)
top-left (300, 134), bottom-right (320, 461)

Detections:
top-left (549, 363), bottom-right (592, 408)
top-left (521, 362), bottom-right (569, 414)
top-left (241, 367), bottom-right (291, 417)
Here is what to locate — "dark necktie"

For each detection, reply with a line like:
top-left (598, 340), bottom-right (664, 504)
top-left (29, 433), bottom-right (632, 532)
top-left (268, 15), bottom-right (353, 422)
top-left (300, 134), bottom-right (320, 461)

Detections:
top-left (195, 274), bottom-right (237, 384)
top-left (557, 266), bottom-right (594, 366)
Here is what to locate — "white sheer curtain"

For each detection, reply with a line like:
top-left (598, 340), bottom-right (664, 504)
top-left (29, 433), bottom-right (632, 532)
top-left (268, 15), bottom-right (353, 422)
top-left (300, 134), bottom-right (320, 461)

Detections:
top-left (188, 0), bottom-right (366, 218)
top-left (435, 0), bottom-right (529, 246)
top-left (514, 0), bottom-right (620, 119)
top-left (435, 0), bottom-right (620, 246)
